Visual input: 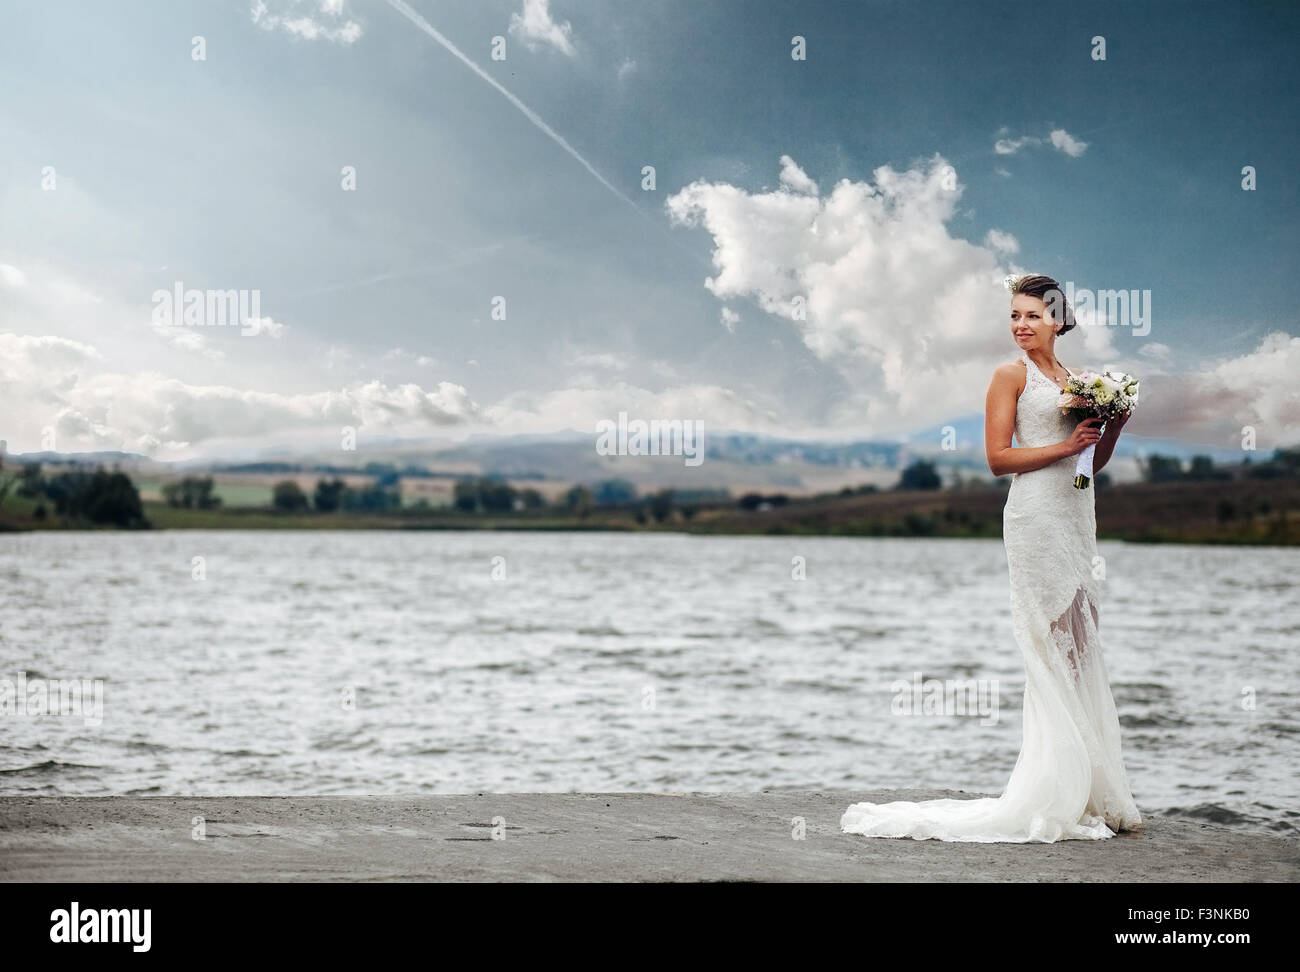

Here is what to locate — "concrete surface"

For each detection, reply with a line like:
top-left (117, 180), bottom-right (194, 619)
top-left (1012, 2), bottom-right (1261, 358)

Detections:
top-left (1, 790), bottom-right (1295, 882)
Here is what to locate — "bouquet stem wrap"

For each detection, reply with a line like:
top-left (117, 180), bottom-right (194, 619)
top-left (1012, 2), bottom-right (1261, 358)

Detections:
top-left (1074, 436), bottom-right (1098, 489)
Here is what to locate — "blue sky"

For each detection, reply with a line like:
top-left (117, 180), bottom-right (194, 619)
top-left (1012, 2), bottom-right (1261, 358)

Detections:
top-left (1, 0), bottom-right (1297, 458)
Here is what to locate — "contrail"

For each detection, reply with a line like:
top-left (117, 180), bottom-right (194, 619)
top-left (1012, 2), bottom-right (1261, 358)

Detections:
top-left (383, 0), bottom-right (644, 217)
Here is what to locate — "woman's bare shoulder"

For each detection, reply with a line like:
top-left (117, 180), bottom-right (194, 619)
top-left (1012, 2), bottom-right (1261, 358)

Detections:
top-left (991, 359), bottom-right (1027, 382)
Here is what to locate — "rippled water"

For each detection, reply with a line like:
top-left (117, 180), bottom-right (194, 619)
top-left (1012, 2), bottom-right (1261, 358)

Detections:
top-left (1, 531), bottom-right (1296, 836)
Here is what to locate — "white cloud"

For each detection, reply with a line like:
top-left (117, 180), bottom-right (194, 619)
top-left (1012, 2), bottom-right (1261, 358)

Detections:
top-left (251, 0), bottom-right (363, 45)
top-left (508, 0), bottom-right (575, 56)
top-left (1138, 342), bottom-right (1172, 362)
top-left (663, 155), bottom-right (1162, 436)
top-left (0, 333), bottom-right (101, 368)
top-left (667, 154), bottom-right (1023, 434)
top-left (0, 331), bottom-right (481, 456)
top-left (995, 127), bottom-right (1089, 158)
top-left (153, 326), bottom-right (226, 362)
top-left (720, 307), bottom-right (740, 333)
top-left (0, 263), bottom-right (27, 288)
top-left (484, 379), bottom-right (783, 436)
top-left (1049, 128), bottom-right (1088, 157)
top-left (994, 135), bottom-right (1041, 156)
top-left (778, 155), bottom-right (818, 195)
top-left (1130, 333), bottom-right (1300, 449)
top-left (571, 351), bottom-right (631, 371)
top-left (983, 229), bottom-right (1019, 254)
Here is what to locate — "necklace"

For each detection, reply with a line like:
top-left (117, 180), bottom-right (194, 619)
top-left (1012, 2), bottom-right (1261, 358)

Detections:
top-left (1029, 353), bottom-right (1071, 391)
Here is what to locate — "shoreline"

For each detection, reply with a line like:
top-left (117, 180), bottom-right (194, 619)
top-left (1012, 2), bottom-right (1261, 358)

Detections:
top-left (4, 472), bottom-right (1299, 545)
top-left (3, 791), bottom-right (1296, 882)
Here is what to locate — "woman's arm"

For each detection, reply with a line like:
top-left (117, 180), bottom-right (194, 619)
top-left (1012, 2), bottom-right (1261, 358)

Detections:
top-left (984, 363), bottom-right (1102, 477)
top-left (1092, 411), bottom-right (1131, 474)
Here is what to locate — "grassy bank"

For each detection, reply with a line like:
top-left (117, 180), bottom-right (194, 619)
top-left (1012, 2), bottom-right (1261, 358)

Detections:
top-left (4, 476), bottom-right (1299, 545)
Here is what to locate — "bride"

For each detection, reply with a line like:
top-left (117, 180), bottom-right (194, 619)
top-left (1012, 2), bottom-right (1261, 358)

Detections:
top-left (841, 273), bottom-right (1144, 842)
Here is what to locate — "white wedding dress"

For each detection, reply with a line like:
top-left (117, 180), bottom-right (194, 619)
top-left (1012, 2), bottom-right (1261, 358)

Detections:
top-left (841, 349), bottom-right (1143, 842)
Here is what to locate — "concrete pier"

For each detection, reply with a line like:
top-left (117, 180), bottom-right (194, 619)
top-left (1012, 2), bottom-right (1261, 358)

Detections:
top-left (1, 790), bottom-right (1294, 882)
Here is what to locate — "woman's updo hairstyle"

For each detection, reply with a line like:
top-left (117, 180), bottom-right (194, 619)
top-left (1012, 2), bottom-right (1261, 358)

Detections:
top-left (1005, 273), bottom-right (1076, 335)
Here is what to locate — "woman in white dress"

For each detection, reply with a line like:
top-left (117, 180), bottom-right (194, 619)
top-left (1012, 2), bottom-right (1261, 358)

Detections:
top-left (841, 273), bottom-right (1144, 842)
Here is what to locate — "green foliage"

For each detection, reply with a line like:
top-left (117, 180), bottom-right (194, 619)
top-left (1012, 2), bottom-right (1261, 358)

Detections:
top-left (161, 476), bottom-right (222, 509)
top-left (737, 492), bottom-right (789, 511)
top-left (901, 511), bottom-right (938, 535)
top-left (648, 488), bottom-right (674, 523)
top-left (452, 477), bottom-right (518, 513)
top-left (1140, 454), bottom-right (1184, 483)
top-left (593, 479), bottom-right (638, 506)
top-left (896, 460), bottom-right (941, 491)
top-left (43, 468), bottom-right (149, 527)
top-left (0, 456), bottom-right (14, 508)
top-left (342, 482), bottom-right (401, 512)
top-left (1245, 448), bottom-right (1300, 480)
top-left (17, 463), bottom-right (44, 498)
top-left (1186, 455), bottom-right (1232, 481)
top-left (564, 485), bottom-right (593, 517)
top-left (313, 478), bottom-right (345, 512)
top-left (271, 480), bottom-right (309, 512)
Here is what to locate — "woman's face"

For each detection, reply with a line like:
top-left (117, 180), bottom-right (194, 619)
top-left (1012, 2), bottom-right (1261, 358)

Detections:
top-left (1009, 294), bottom-right (1057, 350)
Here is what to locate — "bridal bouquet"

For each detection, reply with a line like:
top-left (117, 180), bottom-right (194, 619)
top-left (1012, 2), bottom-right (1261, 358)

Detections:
top-left (1058, 370), bottom-right (1139, 489)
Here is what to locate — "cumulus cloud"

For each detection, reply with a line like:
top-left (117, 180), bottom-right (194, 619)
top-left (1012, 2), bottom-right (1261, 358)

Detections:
top-left (484, 379), bottom-right (783, 436)
top-left (778, 155), bottom-right (818, 195)
top-left (1129, 332), bottom-right (1300, 450)
top-left (251, 0), bottom-right (363, 45)
top-left (720, 307), bottom-right (740, 333)
top-left (1138, 341), bottom-right (1173, 362)
top-left (667, 154), bottom-right (1022, 433)
top-left (995, 126), bottom-right (1088, 158)
top-left (508, 0), bottom-right (575, 56)
top-left (1049, 128), bottom-right (1088, 157)
top-left (663, 154), bottom-right (1296, 445)
top-left (994, 135), bottom-right (1041, 156)
top-left (152, 325), bottom-right (226, 362)
top-left (0, 332), bottom-right (481, 456)
top-left (984, 228), bottom-right (1019, 254)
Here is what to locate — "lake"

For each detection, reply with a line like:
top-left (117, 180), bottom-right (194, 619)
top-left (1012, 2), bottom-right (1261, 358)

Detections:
top-left (1, 530), bottom-right (1295, 837)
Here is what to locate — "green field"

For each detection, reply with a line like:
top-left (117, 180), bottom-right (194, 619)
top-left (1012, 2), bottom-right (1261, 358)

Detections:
top-left (4, 475), bottom-right (1299, 545)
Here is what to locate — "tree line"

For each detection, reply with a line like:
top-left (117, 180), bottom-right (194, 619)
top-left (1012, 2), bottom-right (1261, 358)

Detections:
top-left (0, 459), bottom-right (148, 527)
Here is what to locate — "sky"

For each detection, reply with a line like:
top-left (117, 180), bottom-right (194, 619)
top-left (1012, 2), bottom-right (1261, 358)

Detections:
top-left (1, 0), bottom-right (1297, 459)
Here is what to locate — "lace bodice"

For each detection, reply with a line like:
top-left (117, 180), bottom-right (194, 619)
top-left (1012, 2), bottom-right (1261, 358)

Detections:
top-left (1013, 349), bottom-right (1078, 453)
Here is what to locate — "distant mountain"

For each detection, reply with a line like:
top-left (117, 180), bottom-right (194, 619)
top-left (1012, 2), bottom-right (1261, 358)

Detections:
top-left (3, 422), bottom-right (1270, 497)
